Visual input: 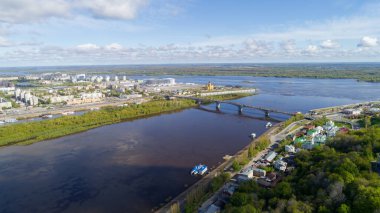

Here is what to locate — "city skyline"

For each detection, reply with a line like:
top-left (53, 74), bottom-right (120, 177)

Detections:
top-left (0, 0), bottom-right (380, 66)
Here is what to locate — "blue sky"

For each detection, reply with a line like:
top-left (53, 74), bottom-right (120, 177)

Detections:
top-left (0, 0), bottom-right (379, 66)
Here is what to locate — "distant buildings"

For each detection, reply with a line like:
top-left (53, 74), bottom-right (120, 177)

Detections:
top-left (343, 108), bottom-right (362, 116)
top-left (369, 108), bottom-right (380, 114)
top-left (0, 98), bottom-right (12, 109)
top-left (293, 120), bottom-right (340, 150)
top-left (206, 81), bottom-right (215, 91)
top-left (14, 89), bottom-right (39, 106)
top-left (144, 78), bottom-right (175, 86)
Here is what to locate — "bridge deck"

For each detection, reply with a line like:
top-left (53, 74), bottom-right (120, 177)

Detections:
top-left (173, 96), bottom-right (296, 116)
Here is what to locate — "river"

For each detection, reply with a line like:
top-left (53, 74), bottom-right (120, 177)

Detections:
top-left (0, 76), bottom-right (379, 213)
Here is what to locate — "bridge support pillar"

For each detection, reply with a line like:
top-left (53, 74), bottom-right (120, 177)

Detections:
top-left (238, 106), bottom-right (243, 114)
top-left (265, 111), bottom-right (269, 117)
top-left (216, 102), bottom-right (221, 111)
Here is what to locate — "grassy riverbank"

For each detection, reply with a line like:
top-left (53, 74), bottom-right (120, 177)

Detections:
top-left (0, 99), bottom-right (196, 146)
top-left (0, 93), bottom-right (251, 147)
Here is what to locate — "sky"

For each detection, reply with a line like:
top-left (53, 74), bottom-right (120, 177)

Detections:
top-left (0, 0), bottom-right (380, 66)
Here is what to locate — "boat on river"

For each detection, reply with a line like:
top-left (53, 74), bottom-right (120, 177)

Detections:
top-left (62, 111), bottom-right (75, 115)
top-left (266, 122), bottom-right (272, 128)
top-left (250, 133), bottom-right (256, 139)
top-left (190, 164), bottom-right (208, 176)
top-left (4, 118), bottom-right (17, 123)
top-left (41, 114), bottom-right (53, 119)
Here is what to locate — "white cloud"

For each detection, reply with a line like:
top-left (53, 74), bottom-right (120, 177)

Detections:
top-left (280, 40), bottom-right (297, 54)
top-left (304, 45), bottom-right (318, 54)
top-left (0, 0), bottom-right (149, 23)
top-left (0, 36), bottom-right (10, 46)
top-left (76, 0), bottom-right (149, 20)
top-left (0, 0), bottom-right (71, 23)
top-left (357, 36), bottom-right (378, 47)
top-left (320, 39), bottom-right (339, 49)
top-left (1, 40), bottom-right (380, 66)
top-left (242, 39), bottom-right (272, 56)
top-left (76, 43), bottom-right (100, 51)
top-left (105, 43), bottom-right (123, 51)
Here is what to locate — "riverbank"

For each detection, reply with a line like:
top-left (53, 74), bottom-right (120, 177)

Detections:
top-left (0, 93), bottom-right (251, 147)
top-left (157, 120), bottom-right (283, 213)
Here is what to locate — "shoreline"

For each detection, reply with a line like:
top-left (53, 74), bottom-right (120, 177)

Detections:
top-left (0, 93), bottom-right (252, 148)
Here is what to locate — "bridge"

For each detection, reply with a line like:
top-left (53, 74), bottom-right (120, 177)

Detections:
top-left (172, 96), bottom-right (296, 117)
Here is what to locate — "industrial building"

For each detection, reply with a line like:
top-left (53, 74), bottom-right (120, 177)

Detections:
top-left (144, 78), bottom-right (175, 86)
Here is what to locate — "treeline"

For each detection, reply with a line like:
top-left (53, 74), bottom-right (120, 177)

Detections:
top-left (0, 99), bottom-right (196, 146)
top-left (85, 64), bottom-right (380, 83)
top-left (223, 126), bottom-right (380, 212)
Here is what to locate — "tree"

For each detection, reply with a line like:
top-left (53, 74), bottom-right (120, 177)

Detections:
top-left (275, 182), bottom-right (293, 199)
top-left (230, 192), bottom-right (249, 206)
top-left (248, 144), bottom-right (255, 159)
top-left (232, 160), bottom-right (242, 172)
top-left (170, 202), bottom-right (180, 213)
top-left (353, 186), bottom-right (380, 213)
top-left (337, 204), bottom-right (350, 213)
top-left (364, 116), bottom-right (372, 129)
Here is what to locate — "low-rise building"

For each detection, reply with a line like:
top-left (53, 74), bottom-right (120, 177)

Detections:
top-left (307, 129), bottom-right (318, 137)
top-left (264, 151), bottom-right (277, 163)
top-left (274, 159), bottom-right (287, 172)
top-left (285, 145), bottom-right (296, 153)
top-left (0, 98), bottom-right (12, 109)
top-left (369, 108), bottom-right (380, 114)
top-left (49, 95), bottom-right (74, 103)
top-left (0, 87), bottom-right (15, 92)
top-left (312, 134), bottom-right (327, 144)
top-left (237, 169), bottom-right (254, 182)
top-left (252, 168), bottom-right (266, 177)
top-left (302, 141), bottom-right (315, 150)
top-left (343, 108), bottom-right (362, 115)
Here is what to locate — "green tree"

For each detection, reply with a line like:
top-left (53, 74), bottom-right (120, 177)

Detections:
top-left (230, 192), bottom-right (249, 206)
top-left (353, 186), bottom-right (380, 213)
top-left (232, 160), bottom-right (242, 172)
top-left (275, 182), bottom-right (293, 199)
top-left (337, 204), bottom-right (350, 213)
top-left (364, 116), bottom-right (372, 129)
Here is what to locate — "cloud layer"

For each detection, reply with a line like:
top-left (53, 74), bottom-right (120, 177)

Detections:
top-left (0, 0), bottom-right (148, 23)
top-left (0, 1), bottom-right (380, 65)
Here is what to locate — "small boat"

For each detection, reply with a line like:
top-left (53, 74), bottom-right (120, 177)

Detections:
top-left (41, 114), bottom-right (53, 119)
top-left (190, 164), bottom-right (208, 176)
top-left (4, 118), bottom-right (17, 123)
top-left (266, 122), bottom-right (272, 128)
top-left (62, 111), bottom-right (75, 115)
top-left (0, 121), bottom-right (5, 125)
top-left (250, 133), bottom-right (256, 139)
top-left (90, 107), bottom-right (100, 111)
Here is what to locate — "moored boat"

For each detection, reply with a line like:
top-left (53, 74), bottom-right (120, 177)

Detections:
top-left (41, 114), bottom-right (53, 119)
top-left (190, 164), bottom-right (208, 176)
